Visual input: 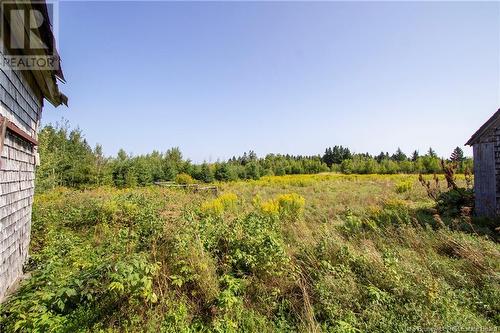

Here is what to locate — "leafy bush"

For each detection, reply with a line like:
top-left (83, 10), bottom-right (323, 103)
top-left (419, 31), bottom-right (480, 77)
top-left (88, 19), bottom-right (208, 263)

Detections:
top-left (395, 180), bottom-right (413, 194)
top-left (437, 188), bottom-right (474, 217)
top-left (0, 251), bottom-right (159, 332)
top-left (108, 254), bottom-right (160, 303)
top-left (225, 214), bottom-right (291, 277)
top-left (258, 196), bottom-right (280, 217)
top-left (257, 193), bottom-right (306, 220)
top-left (276, 193), bottom-right (306, 219)
top-left (419, 160), bottom-right (475, 218)
top-left (175, 173), bottom-right (195, 185)
top-left (200, 192), bottom-right (238, 216)
top-left (372, 199), bottom-right (412, 226)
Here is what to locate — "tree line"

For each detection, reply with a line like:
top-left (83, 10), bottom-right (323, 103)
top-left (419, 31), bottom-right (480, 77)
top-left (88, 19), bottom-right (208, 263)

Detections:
top-left (35, 123), bottom-right (472, 191)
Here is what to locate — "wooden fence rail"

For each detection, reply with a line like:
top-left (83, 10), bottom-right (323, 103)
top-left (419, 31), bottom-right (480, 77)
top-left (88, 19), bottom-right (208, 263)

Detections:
top-left (154, 182), bottom-right (218, 195)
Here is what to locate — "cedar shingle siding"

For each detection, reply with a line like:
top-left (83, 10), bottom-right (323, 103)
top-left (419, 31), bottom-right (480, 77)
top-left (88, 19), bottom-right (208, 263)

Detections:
top-left (0, 49), bottom-right (42, 301)
top-left (0, 0), bottom-right (65, 302)
top-left (467, 109), bottom-right (500, 218)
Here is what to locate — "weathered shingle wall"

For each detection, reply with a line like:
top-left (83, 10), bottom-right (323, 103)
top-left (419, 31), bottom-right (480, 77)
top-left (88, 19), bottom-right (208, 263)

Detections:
top-left (0, 133), bottom-right (36, 299)
top-left (471, 125), bottom-right (500, 217)
top-left (473, 142), bottom-right (497, 217)
top-left (0, 51), bottom-right (42, 301)
top-left (494, 129), bottom-right (500, 215)
top-left (0, 62), bottom-right (42, 137)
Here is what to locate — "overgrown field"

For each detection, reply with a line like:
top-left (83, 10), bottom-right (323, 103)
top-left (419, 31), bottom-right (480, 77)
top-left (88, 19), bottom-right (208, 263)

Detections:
top-left (1, 174), bottom-right (499, 332)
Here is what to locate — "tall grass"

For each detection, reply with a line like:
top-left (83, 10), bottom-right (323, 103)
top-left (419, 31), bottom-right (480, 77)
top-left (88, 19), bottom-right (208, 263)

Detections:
top-left (0, 175), bottom-right (498, 332)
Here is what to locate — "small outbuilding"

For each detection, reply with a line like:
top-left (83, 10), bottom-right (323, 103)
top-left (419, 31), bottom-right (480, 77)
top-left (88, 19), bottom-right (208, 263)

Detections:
top-left (0, 1), bottom-right (66, 301)
top-left (466, 109), bottom-right (500, 218)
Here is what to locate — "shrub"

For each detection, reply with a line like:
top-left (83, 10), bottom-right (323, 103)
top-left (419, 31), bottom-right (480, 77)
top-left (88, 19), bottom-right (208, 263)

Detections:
top-left (437, 188), bottom-right (474, 217)
top-left (370, 199), bottom-right (412, 226)
top-left (218, 192), bottom-right (238, 208)
top-left (108, 254), bottom-right (160, 304)
top-left (0, 251), bottom-right (159, 332)
top-left (341, 210), bottom-right (365, 233)
top-left (419, 160), bottom-right (474, 218)
top-left (259, 198), bottom-right (280, 217)
top-left (200, 192), bottom-right (238, 216)
top-left (226, 214), bottom-right (290, 276)
top-left (340, 160), bottom-right (354, 174)
top-left (214, 163), bottom-right (238, 182)
top-left (258, 193), bottom-right (306, 220)
top-left (167, 235), bottom-right (220, 305)
top-left (175, 173), bottom-right (195, 185)
top-left (276, 193), bottom-right (306, 219)
top-left (395, 180), bottom-right (413, 194)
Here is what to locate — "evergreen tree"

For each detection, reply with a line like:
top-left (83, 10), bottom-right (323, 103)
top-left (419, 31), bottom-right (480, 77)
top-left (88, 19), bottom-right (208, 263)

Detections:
top-left (117, 149), bottom-right (128, 161)
top-left (248, 150), bottom-right (257, 161)
top-left (391, 148), bottom-right (408, 162)
top-left (322, 147), bottom-right (334, 167)
top-left (324, 145), bottom-right (352, 165)
top-left (112, 149), bottom-right (131, 187)
top-left (36, 121), bottom-right (475, 190)
top-left (124, 167), bottom-right (138, 187)
top-left (240, 152), bottom-right (249, 165)
top-left (245, 161), bottom-right (261, 180)
top-left (199, 163), bottom-right (214, 183)
top-left (450, 147), bottom-right (465, 163)
top-left (214, 163), bottom-right (233, 181)
top-left (149, 151), bottom-right (165, 182)
top-left (375, 152), bottom-right (389, 163)
top-left (411, 150), bottom-right (419, 162)
top-left (94, 144), bottom-right (110, 186)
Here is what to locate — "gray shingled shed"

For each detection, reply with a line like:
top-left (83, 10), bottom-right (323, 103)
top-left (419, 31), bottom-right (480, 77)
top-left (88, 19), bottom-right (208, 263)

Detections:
top-left (0, 1), bottom-right (66, 301)
top-left (466, 109), bottom-right (500, 218)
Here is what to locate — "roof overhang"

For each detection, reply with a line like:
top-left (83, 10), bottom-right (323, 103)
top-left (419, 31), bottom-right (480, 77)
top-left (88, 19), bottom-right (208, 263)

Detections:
top-left (466, 108), bottom-right (500, 146)
top-left (1, 0), bottom-right (67, 107)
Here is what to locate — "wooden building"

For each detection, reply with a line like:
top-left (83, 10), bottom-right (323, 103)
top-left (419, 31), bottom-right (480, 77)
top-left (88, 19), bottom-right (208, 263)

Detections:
top-left (466, 109), bottom-right (500, 218)
top-left (0, 1), bottom-right (66, 301)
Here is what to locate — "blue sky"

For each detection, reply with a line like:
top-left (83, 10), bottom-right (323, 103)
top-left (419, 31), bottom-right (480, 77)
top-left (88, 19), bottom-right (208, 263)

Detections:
top-left (43, 1), bottom-right (500, 162)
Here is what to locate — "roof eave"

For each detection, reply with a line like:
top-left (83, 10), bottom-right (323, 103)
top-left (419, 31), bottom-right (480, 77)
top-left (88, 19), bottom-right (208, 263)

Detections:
top-left (465, 108), bottom-right (500, 146)
top-left (3, 1), bottom-right (67, 107)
